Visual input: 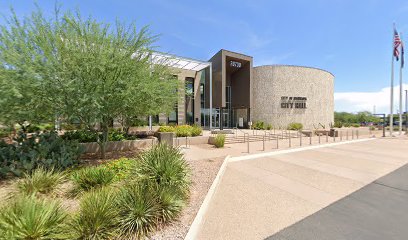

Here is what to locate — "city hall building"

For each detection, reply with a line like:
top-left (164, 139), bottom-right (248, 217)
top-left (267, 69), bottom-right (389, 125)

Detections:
top-left (152, 49), bottom-right (334, 129)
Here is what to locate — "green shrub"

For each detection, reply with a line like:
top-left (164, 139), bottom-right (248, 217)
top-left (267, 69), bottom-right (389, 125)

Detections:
top-left (369, 126), bottom-right (376, 131)
top-left (334, 121), bottom-right (343, 128)
top-left (108, 129), bottom-right (126, 142)
top-left (175, 125), bottom-right (192, 137)
top-left (253, 121), bottom-right (265, 130)
top-left (287, 122), bottom-right (303, 130)
top-left (17, 168), bottom-right (66, 195)
top-left (0, 128), bottom-right (11, 138)
top-left (158, 126), bottom-right (175, 133)
top-left (116, 182), bottom-right (160, 238)
top-left (191, 124), bottom-right (203, 136)
top-left (343, 122), bottom-right (352, 127)
top-left (0, 131), bottom-right (83, 179)
top-left (266, 124), bottom-right (272, 130)
top-left (351, 123), bottom-right (360, 128)
top-left (70, 188), bottom-right (118, 239)
top-left (71, 167), bottom-right (115, 193)
top-left (0, 195), bottom-right (68, 240)
top-left (62, 130), bottom-right (98, 143)
top-left (130, 118), bottom-right (148, 127)
top-left (156, 183), bottom-right (185, 222)
top-left (135, 144), bottom-right (190, 200)
top-left (103, 157), bottom-right (136, 182)
top-left (214, 134), bottom-right (225, 148)
top-left (26, 124), bottom-right (41, 133)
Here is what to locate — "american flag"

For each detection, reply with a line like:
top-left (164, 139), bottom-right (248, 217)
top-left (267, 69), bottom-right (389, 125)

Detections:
top-left (394, 28), bottom-right (401, 61)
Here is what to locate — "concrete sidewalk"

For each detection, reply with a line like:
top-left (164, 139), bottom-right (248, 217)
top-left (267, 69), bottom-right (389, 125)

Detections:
top-left (193, 137), bottom-right (408, 240)
top-left (267, 163), bottom-right (408, 240)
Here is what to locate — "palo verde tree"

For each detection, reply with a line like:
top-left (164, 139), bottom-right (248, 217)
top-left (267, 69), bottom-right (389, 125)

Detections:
top-left (0, 6), bottom-right (180, 158)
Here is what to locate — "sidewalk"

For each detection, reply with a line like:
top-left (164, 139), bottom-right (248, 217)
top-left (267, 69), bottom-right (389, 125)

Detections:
top-left (192, 137), bottom-right (408, 240)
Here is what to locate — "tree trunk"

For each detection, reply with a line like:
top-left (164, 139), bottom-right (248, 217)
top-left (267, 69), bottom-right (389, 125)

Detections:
top-left (98, 123), bottom-right (109, 159)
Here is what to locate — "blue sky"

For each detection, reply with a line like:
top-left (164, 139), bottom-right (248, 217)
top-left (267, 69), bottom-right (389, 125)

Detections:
top-left (1, 0), bottom-right (408, 113)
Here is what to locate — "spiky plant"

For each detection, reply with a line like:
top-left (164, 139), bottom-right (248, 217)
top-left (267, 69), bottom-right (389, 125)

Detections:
top-left (71, 166), bottom-right (115, 194)
top-left (0, 195), bottom-right (68, 239)
top-left (116, 181), bottom-right (161, 239)
top-left (69, 187), bottom-right (118, 239)
top-left (156, 184), bottom-right (185, 222)
top-left (17, 168), bottom-right (66, 195)
top-left (135, 144), bottom-right (191, 200)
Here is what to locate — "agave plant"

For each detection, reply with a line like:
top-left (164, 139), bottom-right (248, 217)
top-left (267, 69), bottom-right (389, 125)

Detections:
top-left (17, 168), bottom-right (66, 195)
top-left (116, 181), bottom-right (161, 238)
top-left (69, 187), bottom-right (118, 239)
top-left (156, 184), bottom-right (185, 222)
top-left (135, 144), bottom-right (191, 200)
top-left (71, 166), bottom-right (115, 194)
top-left (0, 195), bottom-right (68, 239)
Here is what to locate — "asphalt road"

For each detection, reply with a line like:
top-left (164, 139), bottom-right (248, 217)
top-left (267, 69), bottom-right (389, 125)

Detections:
top-left (266, 163), bottom-right (408, 240)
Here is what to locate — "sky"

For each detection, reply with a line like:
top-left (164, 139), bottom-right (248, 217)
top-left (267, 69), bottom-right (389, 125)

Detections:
top-left (1, 0), bottom-right (408, 114)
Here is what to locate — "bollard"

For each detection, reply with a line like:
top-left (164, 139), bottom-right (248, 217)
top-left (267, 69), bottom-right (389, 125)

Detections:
top-left (346, 131), bottom-right (349, 140)
top-left (276, 135), bottom-right (279, 149)
top-left (340, 131), bottom-right (342, 141)
top-left (289, 132), bottom-right (291, 147)
top-left (247, 135), bottom-right (250, 153)
top-left (318, 133), bottom-right (321, 144)
top-left (326, 132), bottom-right (328, 142)
top-left (333, 133), bottom-right (335, 142)
top-left (309, 134), bottom-right (312, 145)
top-left (300, 132), bottom-right (302, 146)
top-left (357, 130), bottom-right (359, 139)
top-left (263, 136), bottom-right (265, 151)
top-left (352, 130), bottom-right (354, 140)
top-left (185, 136), bottom-right (188, 148)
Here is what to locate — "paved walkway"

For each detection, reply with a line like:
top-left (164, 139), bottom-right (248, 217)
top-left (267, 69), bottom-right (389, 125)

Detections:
top-left (266, 163), bottom-right (408, 240)
top-left (193, 137), bottom-right (408, 240)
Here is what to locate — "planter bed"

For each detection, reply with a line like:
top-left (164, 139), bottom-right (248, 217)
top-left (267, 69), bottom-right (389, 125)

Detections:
top-left (81, 138), bottom-right (158, 154)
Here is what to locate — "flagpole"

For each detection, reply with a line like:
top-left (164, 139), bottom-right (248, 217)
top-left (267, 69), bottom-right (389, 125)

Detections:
top-left (399, 32), bottom-right (403, 135)
top-left (390, 25), bottom-right (395, 137)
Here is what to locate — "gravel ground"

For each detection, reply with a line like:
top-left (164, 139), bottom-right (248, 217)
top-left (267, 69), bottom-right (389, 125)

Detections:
top-left (150, 156), bottom-right (226, 240)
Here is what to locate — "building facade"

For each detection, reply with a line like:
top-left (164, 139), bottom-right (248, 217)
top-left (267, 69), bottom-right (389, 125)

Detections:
top-left (158, 49), bottom-right (334, 130)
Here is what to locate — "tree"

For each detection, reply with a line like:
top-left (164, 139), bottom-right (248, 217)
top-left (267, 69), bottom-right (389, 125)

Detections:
top-left (0, 6), bottom-right (180, 157)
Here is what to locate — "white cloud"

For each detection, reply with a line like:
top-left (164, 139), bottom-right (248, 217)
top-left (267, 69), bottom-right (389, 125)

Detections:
top-left (335, 84), bottom-right (408, 114)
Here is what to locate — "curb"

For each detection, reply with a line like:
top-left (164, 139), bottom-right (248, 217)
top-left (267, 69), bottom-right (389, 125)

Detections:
top-left (184, 155), bottom-right (231, 240)
top-left (229, 138), bottom-right (376, 162)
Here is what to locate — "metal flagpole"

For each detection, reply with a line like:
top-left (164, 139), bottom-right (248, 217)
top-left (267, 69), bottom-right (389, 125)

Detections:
top-left (390, 24), bottom-right (396, 137)
top-left (406, 89), bottom-right (408, 132)
top-left (390, 49), bottom-right (394, 137)
top-left (399, 33), bottom-right (403, 135)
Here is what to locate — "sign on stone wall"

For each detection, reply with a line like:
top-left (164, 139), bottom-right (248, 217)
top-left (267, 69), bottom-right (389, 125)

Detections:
top-left (280, 96), bottom-right (307, 109)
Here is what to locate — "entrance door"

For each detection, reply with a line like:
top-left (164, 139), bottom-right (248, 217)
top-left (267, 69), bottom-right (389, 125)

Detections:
top-left (212, 108), bottom-right (220, 128)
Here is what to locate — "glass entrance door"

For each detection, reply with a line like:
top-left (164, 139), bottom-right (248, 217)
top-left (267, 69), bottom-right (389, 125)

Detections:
top-left (212, 108), bottom-right (220, 128)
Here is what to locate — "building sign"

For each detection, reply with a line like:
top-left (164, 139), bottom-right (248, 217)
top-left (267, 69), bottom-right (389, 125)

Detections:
top-left (230, 61), bottom-right (242, 68)
top-left (280, 96), bottom-right (307, 109)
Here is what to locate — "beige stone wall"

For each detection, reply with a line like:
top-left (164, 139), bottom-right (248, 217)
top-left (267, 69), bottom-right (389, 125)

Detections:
top-left (252, 65), bottom-right (334, 129)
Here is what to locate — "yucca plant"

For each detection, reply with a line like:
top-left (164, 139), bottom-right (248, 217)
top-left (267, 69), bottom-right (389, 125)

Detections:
top-left (116, 181), bottom-right (161, 239)
top-left (71, 166), bottom-right (115, 194)
top-left (17, 168), bottom-right (66, 195)
top-left (135, 144), bottom-right (191, 200)
top-left (0, 195), bottom-right (68, 239)
top-left (156, 184), bottom-right (185, 222)
top-left (69, 187), bottom-right (118, 239)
